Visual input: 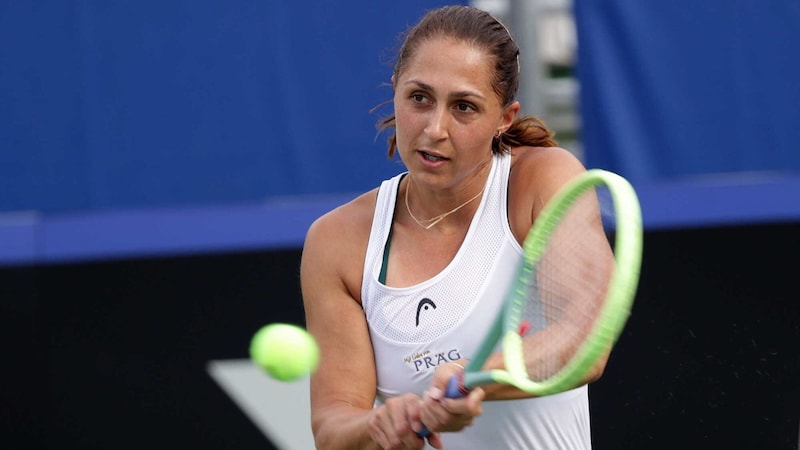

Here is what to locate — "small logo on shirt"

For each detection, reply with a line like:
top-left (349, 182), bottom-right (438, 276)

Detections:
top-left (404, 349), bottom-right (463, 372)
top-left (415, 298), bottom-right (436, 327)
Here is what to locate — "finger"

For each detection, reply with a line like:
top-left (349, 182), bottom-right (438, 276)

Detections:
top-left (374, 396), bottom-right (421, 450)
top-left (426, 431), bottom-right (444, 450)
top-left (441, 387), bottom-right (485, 417)
top-left (399, 397), bottom-right (426, 449)
top-left (402, 433), bottom-right (426, 450)
top-left (430, 361), bottom-right (466, 392)
top-left (367, 405), bottom-right (393, 448)
top-left (424, 386), bottom-right (443, 402)
top-left (420, 394), bottom-right (453, 433)
top-left (422, 389), bottom-right (485, 433)
top-left (409, 398), bottom-right (425, 434)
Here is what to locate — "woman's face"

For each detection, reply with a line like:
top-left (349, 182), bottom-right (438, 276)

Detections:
top-left (393, 37), bottom-right (517, 190)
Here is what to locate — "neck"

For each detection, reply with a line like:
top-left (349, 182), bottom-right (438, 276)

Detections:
top-left (405, 176), bottom-right (486, 230)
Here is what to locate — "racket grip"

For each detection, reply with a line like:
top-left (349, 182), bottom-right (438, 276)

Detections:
top-left (416, 375), bottom-right (467, 438)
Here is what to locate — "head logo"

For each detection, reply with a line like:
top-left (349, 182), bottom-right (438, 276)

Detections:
top-left (415, 298), bottom-right (436, 326)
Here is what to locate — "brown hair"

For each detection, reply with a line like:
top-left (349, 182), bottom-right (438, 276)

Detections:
top-left (377, 5), bottom-right (556, 157)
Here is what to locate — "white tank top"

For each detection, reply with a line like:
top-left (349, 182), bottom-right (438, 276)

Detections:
top-left (361, 153), bottom-right (591, 449)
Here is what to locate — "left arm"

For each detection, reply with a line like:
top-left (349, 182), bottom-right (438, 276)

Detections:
top-left (437, 146), bottom-right (613, 402)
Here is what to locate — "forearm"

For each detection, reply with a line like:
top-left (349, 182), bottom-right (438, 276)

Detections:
top-left (313, 404), bottom-right (380, 450)
top-left (479, 322), bottom-right (608, 401)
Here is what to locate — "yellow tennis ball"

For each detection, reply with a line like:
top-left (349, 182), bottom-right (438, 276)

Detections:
top-left (249, 323), bottom-right (319, 381)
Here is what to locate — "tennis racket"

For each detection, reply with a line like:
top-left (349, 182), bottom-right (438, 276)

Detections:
top-left (418, 168), bottom-right (642, 437)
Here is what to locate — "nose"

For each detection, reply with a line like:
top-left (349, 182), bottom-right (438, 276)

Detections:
top-left (424, 106), bottom-right (449, 141)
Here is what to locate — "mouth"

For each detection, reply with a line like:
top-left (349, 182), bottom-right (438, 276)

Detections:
top-left (418, 150), bottom-right (448, 162)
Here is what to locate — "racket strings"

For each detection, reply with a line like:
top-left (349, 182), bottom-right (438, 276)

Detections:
top-left (520, 188), bottom-right (614, 382)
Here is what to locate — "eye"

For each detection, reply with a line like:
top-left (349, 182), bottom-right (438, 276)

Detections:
top-left (410, 93), bottom-right (429, 104)
top-left (454, 102), bottom-right (476, 113)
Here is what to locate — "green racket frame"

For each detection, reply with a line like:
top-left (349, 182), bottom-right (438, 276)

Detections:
top-left (461, 169), bottom-right (643, 396)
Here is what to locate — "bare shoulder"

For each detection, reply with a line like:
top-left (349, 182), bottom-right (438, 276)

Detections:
top-left (511, 146), bottom-right (586, 185)
top-left (305, 190), bottom-right (376, 244)
top-left (508, 146), bottom-right (588, 239)
top-left (304, 189), bottom-right (377, 258)
top-left (301, 188), bottom-right (378, 299)
top-left (511, 146), bottom-right (587, 196)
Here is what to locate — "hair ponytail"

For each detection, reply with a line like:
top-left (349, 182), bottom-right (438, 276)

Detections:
top-left (495, 116), bottom-right (557, 153)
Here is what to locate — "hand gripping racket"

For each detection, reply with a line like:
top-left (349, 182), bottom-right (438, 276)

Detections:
top-left (418, 169), bottom-right (642, 438)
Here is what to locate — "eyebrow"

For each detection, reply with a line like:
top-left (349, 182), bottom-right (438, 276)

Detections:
top-left (403, 79), bottom-right (487, 101)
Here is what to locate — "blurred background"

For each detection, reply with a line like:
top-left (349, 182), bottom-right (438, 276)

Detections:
top-left (1, 0), bottom-right (798, 448)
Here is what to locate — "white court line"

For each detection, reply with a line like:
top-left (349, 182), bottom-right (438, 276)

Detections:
top-left (207, 359), bottom-right (316, 450)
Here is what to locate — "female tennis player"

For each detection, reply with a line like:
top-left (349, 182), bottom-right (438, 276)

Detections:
top-left (300, 5), bottom-right (612, 449)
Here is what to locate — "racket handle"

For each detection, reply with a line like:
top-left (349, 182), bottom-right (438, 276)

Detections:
top-left (416, 376), bottom-right (467, 438)
top-left (445, 374), bottom-right (467, 398)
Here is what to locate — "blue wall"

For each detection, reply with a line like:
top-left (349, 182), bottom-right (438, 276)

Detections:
top-left (1, 1), bottom-right (456, 213)
top-left (5, 0), bottom-right (799, 212)
top-left (575, 0), bottom-right (800, 182)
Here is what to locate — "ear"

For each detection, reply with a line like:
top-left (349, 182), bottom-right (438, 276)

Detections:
top-left (500, 101), bottom-right (520, 132)
top-left (391, 75), bottom-right (397, 88)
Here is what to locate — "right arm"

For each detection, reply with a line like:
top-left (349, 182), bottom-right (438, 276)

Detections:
top-left (301, 193), bottom-right (441, 450)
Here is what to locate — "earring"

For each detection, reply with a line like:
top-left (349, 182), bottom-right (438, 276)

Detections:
top-left (493, 130), bottom-right (509, 152)
top-left (491, 130), bottom-right (501, 152)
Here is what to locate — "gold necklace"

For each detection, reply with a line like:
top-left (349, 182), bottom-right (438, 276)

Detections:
top-left (404, 179), bottom-right (485, 230)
